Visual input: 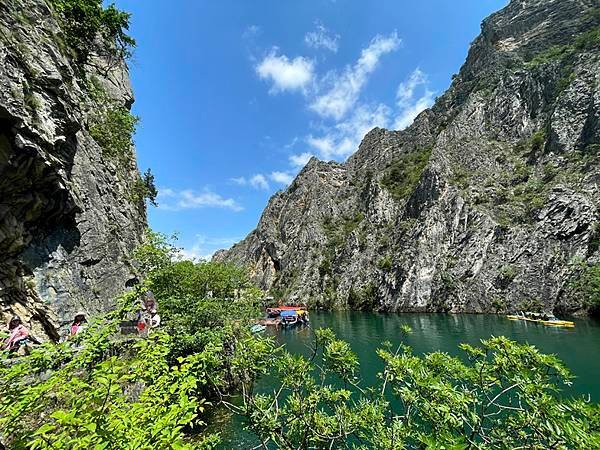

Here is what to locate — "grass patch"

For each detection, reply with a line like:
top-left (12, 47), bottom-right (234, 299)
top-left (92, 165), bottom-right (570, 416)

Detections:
top-left (525, 45), bottom-right (573, 69)
top-left (377, 255), bottom-right (393, 272)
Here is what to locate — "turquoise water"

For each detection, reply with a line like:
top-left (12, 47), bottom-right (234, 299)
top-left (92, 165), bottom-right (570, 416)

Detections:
top-left (213, 312), bottom-right (600, 448)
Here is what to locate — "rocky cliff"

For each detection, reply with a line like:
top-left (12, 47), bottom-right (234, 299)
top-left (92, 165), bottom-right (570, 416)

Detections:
top-left (0, 0), bottom-right (146, 339)
top-left (217, 0), bottom-right (600, 314)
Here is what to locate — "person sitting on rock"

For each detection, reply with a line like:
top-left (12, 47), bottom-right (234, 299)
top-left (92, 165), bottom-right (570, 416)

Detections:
top-left (70, 312), bottom-right (87, 336)
top-left (2, 316), bottom-right (31, 355)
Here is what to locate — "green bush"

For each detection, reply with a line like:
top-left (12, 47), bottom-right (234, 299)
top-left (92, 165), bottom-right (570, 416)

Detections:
top-left (0, 229), bottom-right (271, 448)
top-left (235, 330), bottom-right (600, 449)
top-left (529, 128), bottom-right (547, 155)
top-left (90, 106), bottom-right (139, 159)
top-left (589, 223), bottom-right (600, 255)
top-left (575, 27), bottom-right (600, 51)
top-left (49, 0), bottom-right (135, 66)
top-left (0, 294), bottom-right (223, 449)
top-left (381, 146), bottom-right (432, 201)
top-left (511, 178), bottom-right (546, 223)
top-left (499, 264), bottom-right (518, 283)
top-left (134, 230), bottom-right (262, 357)
top-left (491, 296), bottom-right (506, 312)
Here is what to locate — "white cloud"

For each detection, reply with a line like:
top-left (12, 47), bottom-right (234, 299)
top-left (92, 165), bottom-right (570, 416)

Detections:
top-left (396, 68), bottom-right (427, 107)
top-left (231, 174), bottom-right (270, 190)
top-left (256, 49), bottom-right (315, 94)
top-left (158, 188), bottom-right (243, 212)
top-left (393, 68), bottom-right (435, 130)
top-left (305, 22), bottom-right (340, 52)
top-left (289, 152), bottom-right (314, 168)
top-left (270, 171), bottom-right (294, 185)
top-left (284, 137), bottom-right (299, 149)
top-left (307, 103), bottom-right (391, 159)
top-left (251, 32), bottom-right (434, 168)
top-left (250, 174), bottom-right (270, 190)
top-left (179, 235), bottom-right (240, 262)
top-left (243, 24), bottom-right (261, 40)
top-left (310, 32), bottom-right (401, 120)
top-left (231, 177), bottom-right (247, 185)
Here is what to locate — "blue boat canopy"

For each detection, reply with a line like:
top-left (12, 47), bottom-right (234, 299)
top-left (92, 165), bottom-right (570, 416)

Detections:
top-left (280, 310), bottom-right (298, 317)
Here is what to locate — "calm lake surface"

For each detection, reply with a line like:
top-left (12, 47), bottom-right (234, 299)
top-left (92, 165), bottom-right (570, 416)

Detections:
top-left (213, 312), bottom-right (600, 448)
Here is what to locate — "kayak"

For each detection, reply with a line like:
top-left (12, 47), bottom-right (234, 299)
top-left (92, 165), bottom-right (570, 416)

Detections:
top-left (250, 324), bottom-right (266, 333)
top-left (506, 315), bottom-right (575, 328)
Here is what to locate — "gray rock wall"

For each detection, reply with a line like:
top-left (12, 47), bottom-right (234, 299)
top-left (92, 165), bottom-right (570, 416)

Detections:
top-left (217, 0), bottom-right (599, 314)
top-left (0, 0), bottom-right (146, 339)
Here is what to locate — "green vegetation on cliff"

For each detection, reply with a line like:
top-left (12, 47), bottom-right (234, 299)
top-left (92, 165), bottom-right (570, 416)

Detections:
top-left (381, 146), bottom-right (433, 201)
top-left (49, 0), bottom-right (135, 65)
top-left (572, 263), bottom-right (600, 316)
top-left (89, 106), bottom-right (139, 160)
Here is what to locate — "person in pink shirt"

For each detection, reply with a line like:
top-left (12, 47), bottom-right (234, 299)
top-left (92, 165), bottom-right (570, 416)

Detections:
top-left (2, 316), bottom-right (30, 354)
top-left (70, 312), bottom-right (87, 337)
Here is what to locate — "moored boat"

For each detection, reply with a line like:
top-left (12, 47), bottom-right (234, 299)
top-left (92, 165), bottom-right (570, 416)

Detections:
top-left (280, 310), bottom-right (299, 327)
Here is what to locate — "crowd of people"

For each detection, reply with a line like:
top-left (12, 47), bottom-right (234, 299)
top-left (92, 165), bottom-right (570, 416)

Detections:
top-left (1, 291), bottom-right (160, 357)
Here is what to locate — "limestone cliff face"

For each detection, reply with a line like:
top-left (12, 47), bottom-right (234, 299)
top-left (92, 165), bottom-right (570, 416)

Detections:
top-left (217, 0), bottom-right (600, 314)
top-left (0, 0), bottom-right (146, 339)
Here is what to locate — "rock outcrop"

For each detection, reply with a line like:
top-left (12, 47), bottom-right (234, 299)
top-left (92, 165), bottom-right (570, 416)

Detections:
top-left (0, 0), bottom-right (146, 339)
top-left (217, 0), bottom-right (600, 314)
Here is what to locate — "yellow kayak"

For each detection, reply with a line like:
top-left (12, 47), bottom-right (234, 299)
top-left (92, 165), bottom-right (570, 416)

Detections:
top-left (541, 319), bottom-right (575, 328)
top-left (506, 315), bottom-right (575, 328)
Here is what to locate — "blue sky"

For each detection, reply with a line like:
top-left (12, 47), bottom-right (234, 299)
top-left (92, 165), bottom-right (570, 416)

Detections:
top-left (113, 0), bottom-right (508, 260)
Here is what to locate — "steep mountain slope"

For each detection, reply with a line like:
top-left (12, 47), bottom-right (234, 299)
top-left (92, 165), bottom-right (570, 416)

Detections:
top-left (217, 0), bottom-right (600, 314)
top-left (0, 0), bottom-right (146, 339)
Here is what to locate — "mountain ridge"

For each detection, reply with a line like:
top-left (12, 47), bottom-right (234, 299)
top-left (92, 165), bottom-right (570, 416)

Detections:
top-left (216, 0), bottom-right (600, 314)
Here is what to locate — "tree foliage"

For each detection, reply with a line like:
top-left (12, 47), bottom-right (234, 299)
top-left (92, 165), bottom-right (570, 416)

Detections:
top-left (0, 295), bottom-right (217, 449)
top-left (232, 329), bottom-right (600, 449)
top-left (49, 0), bottom-right (135, 66)
top-left (0, 231), bottom-right (264, 449)
top-left (89, 106), bottom-right (139, 160)
top-left (572, 263), bottom-right (600, 316)
top-left (131, 169), bottom-right (159, 206)
top-left (135, 230), bottom-right (263, 359)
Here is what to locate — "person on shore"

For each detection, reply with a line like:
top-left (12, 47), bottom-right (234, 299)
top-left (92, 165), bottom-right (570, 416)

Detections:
top-left (2, 316), bottom-right (31, 355)
top-left (70, 312), bottom-right (87, 336)
top-left (137, 291), bottom-right (159, 334)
